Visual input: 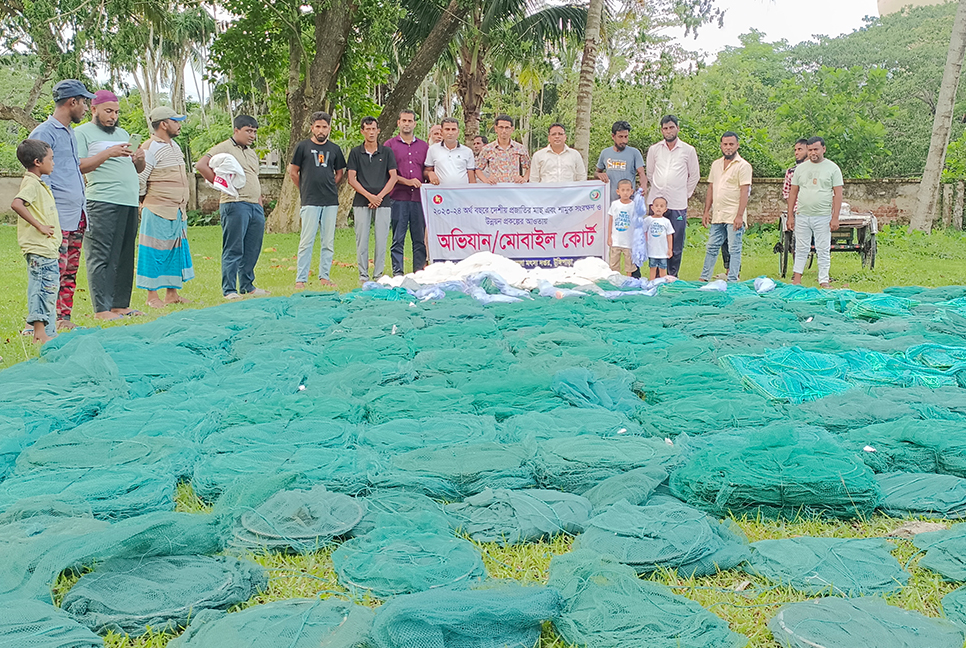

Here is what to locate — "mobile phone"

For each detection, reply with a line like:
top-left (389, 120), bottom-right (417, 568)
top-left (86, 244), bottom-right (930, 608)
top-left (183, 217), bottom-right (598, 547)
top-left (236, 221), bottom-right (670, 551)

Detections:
top-left (128, 133), bottom-right (143, 148)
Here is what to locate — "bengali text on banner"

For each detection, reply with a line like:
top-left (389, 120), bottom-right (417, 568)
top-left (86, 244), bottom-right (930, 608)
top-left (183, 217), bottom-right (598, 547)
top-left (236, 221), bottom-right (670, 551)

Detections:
top-left (420, 181), bottom-right (607, 268)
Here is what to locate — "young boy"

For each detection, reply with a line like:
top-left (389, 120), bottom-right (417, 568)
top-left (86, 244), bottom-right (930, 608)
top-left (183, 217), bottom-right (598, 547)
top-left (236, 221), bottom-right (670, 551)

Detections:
top-left (607, 179), bottom-right (636, 275)
top-left (10, 139), bottom-right (62, 343)
top-left (643, 196), bottom-right (675, 280)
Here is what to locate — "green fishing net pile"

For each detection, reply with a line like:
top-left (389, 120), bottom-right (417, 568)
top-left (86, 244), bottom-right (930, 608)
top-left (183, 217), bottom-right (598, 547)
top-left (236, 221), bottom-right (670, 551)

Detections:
top-left (0, 279), bottom-right (965, 645)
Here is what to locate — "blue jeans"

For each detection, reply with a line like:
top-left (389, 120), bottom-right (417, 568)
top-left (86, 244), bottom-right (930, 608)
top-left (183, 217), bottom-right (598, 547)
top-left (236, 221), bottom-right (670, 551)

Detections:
top-left (220, 201), bottom-right (265, 295)
top-left (700, 223), bottom-right (744, 282)
top-left (26, 254), bottom-right (59, 337)
top-left (649, 257), bottom-right (668, 269)
top-left (296, 205), bottom-right (338, 283)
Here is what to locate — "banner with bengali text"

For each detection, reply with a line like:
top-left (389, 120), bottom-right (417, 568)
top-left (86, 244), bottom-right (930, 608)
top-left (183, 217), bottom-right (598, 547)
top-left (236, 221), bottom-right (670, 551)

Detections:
top-left (420, 181), bottom-right (607, 268)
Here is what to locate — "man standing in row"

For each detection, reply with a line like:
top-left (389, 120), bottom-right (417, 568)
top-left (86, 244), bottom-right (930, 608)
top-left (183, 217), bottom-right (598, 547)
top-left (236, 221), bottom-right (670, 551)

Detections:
top-left (425, 118), bottom-right (477, 185)
top-left (198, 115), bottom-right (268, 300)
top-left (347, 116), bottom-right (398, 283)
top-left (476, 115), bottom-right (530, 184)
top-left (646, 115), bottom-right (699, 278)
top-left (595, 120), bottom-right (646, 205)
top-left (531, 123), bottom-right (586, 183)
top-left (289, 111), bottom-right (345, 289)
top-left (136, 107), bottom-right (193, 308)
top-left (29, 80), bottom-right (94, 330)
top-left (700, 132), bottom-right (752, 283)
top-left (787, 136), bottom-right (843, 289)
top-left (783, 138), bottom-right (808, 204)
top-left (75, 90), bottom-right (145, 320)
top-left (386, 110), bottom-right (429, 276)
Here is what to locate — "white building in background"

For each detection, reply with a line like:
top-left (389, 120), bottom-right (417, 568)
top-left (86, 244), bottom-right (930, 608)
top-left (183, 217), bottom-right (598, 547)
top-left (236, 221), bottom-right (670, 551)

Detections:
top-left (878, 0), bottom-right (946, 16)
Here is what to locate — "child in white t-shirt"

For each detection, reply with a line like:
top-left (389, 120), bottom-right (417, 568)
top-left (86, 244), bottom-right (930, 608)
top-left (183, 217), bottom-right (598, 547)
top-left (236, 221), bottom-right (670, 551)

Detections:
top-left (643, 196), bottom-right (674, 279)
top-left (607, 179), bottom-right (636, 275)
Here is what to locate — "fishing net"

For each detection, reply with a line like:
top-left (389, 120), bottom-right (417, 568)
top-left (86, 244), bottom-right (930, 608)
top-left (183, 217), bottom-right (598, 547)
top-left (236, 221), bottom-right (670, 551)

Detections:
top-left (228, 485), bottom-right (364, 554)
top-left (167, 598), bottom-right (374, 648)
top-left (369, 583), bottom-right (563, 648)
top-left (390, 443), bottom-right (535, 498)
top-left (745, 537), bottom-right (907, 596)
top-left (573, 497), bottom-right (749, 577)
top-left (942, 586), bottom-right (966, 626)
top-left (768, 597), bottom-right (965, 648)
top-left (61, 555), bottom-right (267, 636)
top-left (532, 436), bottom-right (681, 494)
top-left (876, 472), bottom-right (966, 519)
top-left (548, 549), bottom-right (748, 648)
top-left (0, 599), bottom-right (102, 648)
top-left (446, 488), bottom-right (592, 545)
top-left (580, 465), bottom-right (668, 510)
top-left (913, 524), bottom-right (966, 580)
top-left (349, 491), bottom-right (452, 537)
top-left (670, 426), bottom-right (881, 520)
top-left (332, 526), bottom-right (485, 598)
top-left (844, 418), bottom-right (966, 477)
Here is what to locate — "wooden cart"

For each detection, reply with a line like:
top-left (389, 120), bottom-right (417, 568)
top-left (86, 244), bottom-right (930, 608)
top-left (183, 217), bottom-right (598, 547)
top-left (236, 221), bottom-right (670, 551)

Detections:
top-left (774, 211), bottom-right (877, 278)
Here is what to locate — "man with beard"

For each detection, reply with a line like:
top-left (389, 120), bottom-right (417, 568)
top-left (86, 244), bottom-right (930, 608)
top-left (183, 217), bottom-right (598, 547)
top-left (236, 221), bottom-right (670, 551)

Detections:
top-left (385, 109), bottom-right (429, 276)
top-left (28, 80), bottom-right (95, 330)
top-left (289, 111), bottom-right (346, 289)
top-left (646, 115), bottom-right (699, 277)
top-left (75, 90), bottom-right (146, 320)
top-left (594, 120), bottom-right (646, 204)
top-left (136, 107), bottom-right (193, 308)
top-left (787, 136), bottom-right (843, 289)
top-left (699, 132), bottom-right (752, 283)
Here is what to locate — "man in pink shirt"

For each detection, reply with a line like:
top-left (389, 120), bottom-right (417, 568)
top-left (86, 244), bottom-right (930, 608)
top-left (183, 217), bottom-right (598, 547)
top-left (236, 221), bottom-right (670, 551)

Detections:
top-left (385, 110), bottom-right (429, 275)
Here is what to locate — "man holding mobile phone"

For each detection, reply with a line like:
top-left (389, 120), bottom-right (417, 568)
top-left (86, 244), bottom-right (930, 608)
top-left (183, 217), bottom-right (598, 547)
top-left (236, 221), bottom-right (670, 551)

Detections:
top-left (75, 90), bottom-right (146, 320)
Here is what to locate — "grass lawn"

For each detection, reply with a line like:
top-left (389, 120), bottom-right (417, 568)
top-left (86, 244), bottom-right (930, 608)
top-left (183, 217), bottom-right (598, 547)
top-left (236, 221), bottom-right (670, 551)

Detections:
top-left (5, 220), bottom-right (966, 647)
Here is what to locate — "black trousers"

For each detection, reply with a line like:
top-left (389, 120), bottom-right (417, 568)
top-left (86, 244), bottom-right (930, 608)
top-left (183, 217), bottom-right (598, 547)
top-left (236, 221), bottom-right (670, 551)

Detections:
top-left (391, 200), bottom-right (427, 276)
top-left (84, 201), bottom-right (138, 312)
top-left (666, 209), bottom-right (688, 277)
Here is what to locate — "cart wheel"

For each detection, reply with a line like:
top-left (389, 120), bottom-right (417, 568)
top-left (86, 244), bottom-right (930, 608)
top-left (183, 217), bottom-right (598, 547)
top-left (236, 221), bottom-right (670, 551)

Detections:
top-left (779, 230), bottom-right (791, 278)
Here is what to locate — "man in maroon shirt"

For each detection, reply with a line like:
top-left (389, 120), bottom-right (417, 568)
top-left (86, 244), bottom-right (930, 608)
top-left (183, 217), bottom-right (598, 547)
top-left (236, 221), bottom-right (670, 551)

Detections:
top-left (385, 109), bottom-right (429, 275)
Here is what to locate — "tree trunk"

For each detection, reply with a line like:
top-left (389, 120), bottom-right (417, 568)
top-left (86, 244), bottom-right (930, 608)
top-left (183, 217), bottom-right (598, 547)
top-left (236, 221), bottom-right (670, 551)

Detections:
top-left (378, 0), bottom-right (468, 142)
top-left (456, 39), bottom-right (488, 138)
top-left (911, 0), bottom-right (966, 233)
top-left (574, 0), bottom-right (604, 169)
top-left (269, 0), bottom-right (359, 233)
top-left (957, 180), bottom-right (965, 230)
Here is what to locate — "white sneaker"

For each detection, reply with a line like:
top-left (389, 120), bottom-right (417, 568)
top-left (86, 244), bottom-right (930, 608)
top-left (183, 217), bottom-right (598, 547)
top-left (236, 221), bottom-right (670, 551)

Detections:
top-left (224, 292), bottom-right (241, 300)
top-left (248, 288), bottom-right (271, 296)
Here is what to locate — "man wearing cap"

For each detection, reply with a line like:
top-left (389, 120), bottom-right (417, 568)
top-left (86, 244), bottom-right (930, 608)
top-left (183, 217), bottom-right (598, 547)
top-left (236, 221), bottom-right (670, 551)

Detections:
top-left (196, 115), bottom-right (268, 300)
top-left (28, 79), bottom-right (95, 330)
top-left (75, 90), bottom-right (146, 320)
top-left (136, 106), bottom-right (194, 309)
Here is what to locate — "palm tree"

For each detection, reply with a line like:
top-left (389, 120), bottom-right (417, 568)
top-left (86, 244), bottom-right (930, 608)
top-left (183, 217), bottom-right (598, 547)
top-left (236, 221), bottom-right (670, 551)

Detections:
top-left (574, 0), bottom-right (604, 166)
top-left (428, 0), bottom-right (586, 138)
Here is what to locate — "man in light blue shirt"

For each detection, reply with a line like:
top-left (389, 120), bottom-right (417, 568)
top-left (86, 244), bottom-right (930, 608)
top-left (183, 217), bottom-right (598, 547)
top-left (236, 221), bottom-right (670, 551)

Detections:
top-left (28, 79), bottom-right (95, 329)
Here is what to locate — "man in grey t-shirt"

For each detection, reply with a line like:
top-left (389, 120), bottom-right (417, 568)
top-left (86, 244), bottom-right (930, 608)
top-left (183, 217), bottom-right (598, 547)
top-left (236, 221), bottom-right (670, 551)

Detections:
top-left (595, 120), bottom-right (646, 204)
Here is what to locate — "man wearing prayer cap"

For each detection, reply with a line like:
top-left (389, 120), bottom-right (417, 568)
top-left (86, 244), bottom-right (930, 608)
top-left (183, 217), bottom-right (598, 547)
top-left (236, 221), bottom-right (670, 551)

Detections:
top-left (74, 90), bottom-right (147, 320)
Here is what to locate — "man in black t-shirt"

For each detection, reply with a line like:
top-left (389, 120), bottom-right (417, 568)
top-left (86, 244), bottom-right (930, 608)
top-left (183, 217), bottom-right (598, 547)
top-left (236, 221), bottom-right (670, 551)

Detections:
top-left (288, 111), bottom-right (346, 289)
top-left (347, 116), bottom-right (397, 283)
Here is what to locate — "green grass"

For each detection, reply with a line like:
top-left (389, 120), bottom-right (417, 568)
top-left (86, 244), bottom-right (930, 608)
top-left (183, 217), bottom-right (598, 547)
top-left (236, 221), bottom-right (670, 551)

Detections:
top-left (5, 220), bottom-right (966, 646)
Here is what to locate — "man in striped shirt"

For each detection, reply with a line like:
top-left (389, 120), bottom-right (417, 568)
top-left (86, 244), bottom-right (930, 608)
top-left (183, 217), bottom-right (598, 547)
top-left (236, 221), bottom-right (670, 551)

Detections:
top-left (136, 106), bottom-right (194, 309)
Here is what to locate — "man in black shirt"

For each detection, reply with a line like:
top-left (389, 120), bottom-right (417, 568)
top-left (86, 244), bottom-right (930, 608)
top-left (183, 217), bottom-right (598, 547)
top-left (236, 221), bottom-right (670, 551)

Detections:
top-left (288, 111), bottom-right (346, 289)
top-left (347, 116), bottom-right (397, 283)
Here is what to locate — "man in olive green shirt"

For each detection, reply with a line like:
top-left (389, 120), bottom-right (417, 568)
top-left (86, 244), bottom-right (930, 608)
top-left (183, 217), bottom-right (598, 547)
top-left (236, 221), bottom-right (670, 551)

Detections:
top-left (196, 115), bottom-right (268, 299)
top-left (786, 136), bottom-right (844, 288)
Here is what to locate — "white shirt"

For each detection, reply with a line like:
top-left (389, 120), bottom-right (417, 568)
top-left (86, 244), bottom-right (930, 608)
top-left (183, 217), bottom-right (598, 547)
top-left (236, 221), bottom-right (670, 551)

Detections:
top-left (424, 141), bottom-right (476, 185)
top-left (643, 216), bottom-right (674, 259)
top-left (608, 199), bottom-right (634, 248)
top-left (530, 144), bottom-right (586, 183)
top-left (645, 139), bottom-right (700, 210)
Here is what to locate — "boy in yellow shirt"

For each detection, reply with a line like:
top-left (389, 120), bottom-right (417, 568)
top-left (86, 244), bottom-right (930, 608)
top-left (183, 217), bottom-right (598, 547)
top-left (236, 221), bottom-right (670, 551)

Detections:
top-left (10, 139), bottom-right (62, 343)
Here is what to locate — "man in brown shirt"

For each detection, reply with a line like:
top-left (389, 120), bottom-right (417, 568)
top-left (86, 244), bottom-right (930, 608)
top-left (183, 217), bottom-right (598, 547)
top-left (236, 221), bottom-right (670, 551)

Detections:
top-left (196, 115), bottom-right (268, 299)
